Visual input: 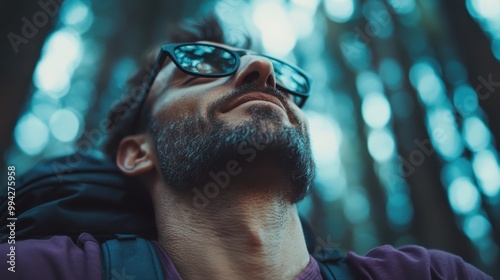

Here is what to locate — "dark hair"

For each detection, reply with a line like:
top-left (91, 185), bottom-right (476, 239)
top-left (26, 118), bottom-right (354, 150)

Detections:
top-left (102, 14), bottom-right (250, 158)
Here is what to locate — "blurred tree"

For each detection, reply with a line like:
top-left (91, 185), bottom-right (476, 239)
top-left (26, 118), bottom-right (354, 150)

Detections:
top-left (0, 0), bottom-right (58, 173)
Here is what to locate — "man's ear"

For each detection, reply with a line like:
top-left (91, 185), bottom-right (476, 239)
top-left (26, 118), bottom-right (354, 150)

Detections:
top-left (116, 135), bottom-right (155, 176)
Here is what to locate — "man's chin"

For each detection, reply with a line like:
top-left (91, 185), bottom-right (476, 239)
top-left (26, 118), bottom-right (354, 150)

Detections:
top-left (151, 112), bottom-right (314, 203)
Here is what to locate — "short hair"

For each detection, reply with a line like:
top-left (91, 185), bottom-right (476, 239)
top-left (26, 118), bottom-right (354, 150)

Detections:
top-left (102, 14), bottom-right (250, 158)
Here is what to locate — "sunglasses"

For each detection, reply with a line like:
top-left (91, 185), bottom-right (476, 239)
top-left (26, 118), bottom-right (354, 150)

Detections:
top-left (140, 42), bottom-right (312, 111)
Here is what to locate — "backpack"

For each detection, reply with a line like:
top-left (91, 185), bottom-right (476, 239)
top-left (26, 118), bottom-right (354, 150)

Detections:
top-left (0, 152), bottom-right (354, 280)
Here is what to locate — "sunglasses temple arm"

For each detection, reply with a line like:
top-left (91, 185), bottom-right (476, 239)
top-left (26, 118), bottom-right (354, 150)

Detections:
top-left (136, 50), bottom-right (169, 117)
top-left (144, 50), bottom-right (168, 95)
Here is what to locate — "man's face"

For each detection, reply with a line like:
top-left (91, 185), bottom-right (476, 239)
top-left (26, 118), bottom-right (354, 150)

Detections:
top-left (146, 42), bottom-right (315, 203)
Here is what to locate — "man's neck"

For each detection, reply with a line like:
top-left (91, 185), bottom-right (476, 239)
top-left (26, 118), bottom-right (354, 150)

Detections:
top-left (152, 184), bottom-right (311, 280)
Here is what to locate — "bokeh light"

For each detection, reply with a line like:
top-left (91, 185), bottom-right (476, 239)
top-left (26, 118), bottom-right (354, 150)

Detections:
top-left (14, 113), bottom-right (50, 155)
top-left (387, 192), bottom-right (413, 227)
top-left (60, 0), bottom-right (94, 33)
top-left (362, 92), bottom-right (392, 128)
top-left (426, 108), bottom-right (464, 160)
top-left (453, 85), bottom-right (479, 117)
top-left (462, 117), bottom-right (491, 152)
top-left (467, 0), bottom-right (500, 21)
top-left (463, 214), bottom-right (492, 240)
top-left (324, 0), bottom-right (356, 23)
top-left (410, 61), bottom-right (446, 106)
top-left (344, 188), bottom-right (371, 224)
top-left (367, 128), bottom-right (396, 162)
top-left (49, 109), bottom-right (81, 142)
top-left (33, 28), bottom-right (83, 97)
top-left (447, 177), bottom-right (481, 215)
top-left (387, 0), bottom-right (416, 14)
top-left (472, 149), bottom-right (500, 197)
top-left (252, 2), bottom-right (296, 57)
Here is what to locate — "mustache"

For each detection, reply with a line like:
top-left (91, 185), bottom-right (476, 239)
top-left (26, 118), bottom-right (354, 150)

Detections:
top-left (207, 84), bottom-right (294, 121)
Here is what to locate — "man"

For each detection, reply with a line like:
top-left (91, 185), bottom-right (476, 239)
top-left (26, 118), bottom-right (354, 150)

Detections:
top-left (1, 15), bottom-right (493, 279)
top-left (103, 15), bottom-right (317, 279)
top-left (100, 15), bottom-right (493, 279)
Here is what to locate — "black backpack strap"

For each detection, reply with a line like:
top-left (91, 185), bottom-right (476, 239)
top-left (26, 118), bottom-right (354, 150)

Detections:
top-left (101, 234), bottom-right (165, 280)
top-left (0, 152), bottom-right (157, 243)
top-left (315, 248), bottom-right (355, 280)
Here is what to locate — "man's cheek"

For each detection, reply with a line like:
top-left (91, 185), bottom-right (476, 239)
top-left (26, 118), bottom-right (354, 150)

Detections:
top-left (152, 95), bottom-right (196, 121)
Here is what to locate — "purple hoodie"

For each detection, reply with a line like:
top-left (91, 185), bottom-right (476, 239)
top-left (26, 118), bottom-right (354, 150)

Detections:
top-left (0, 233), bottom-right (493, 279)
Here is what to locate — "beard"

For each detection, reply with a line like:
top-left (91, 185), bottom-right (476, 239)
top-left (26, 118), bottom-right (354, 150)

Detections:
top-left (149, 85), bottom-right (315, 203)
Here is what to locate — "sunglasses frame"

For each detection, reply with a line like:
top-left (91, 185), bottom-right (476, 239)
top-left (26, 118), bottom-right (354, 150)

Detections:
top-left (138, 42), bottom-right (312, 118)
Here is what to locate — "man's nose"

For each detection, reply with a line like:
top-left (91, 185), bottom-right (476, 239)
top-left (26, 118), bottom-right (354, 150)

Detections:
top-left (233, 56), bottom-right (277, 89)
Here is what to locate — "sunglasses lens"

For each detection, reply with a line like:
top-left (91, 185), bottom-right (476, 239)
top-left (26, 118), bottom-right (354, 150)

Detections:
top-left (270, 59), bottom-right (309, 94)
top-left (174, 45), bottom-right (237, 75)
